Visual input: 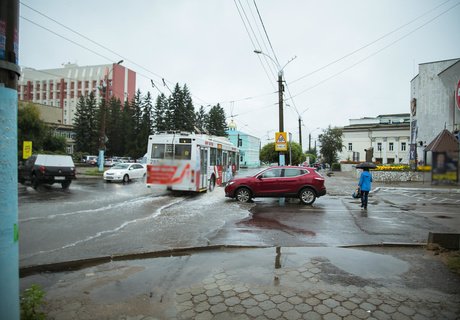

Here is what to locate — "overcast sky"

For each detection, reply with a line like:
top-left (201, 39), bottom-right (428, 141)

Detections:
top-left (19, 0), bottom-right (460, 146)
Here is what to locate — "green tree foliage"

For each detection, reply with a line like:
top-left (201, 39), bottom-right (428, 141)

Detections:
top-left (106, 97), bottom-right (123, 156)
top-left (288, 142), bottom-right (306, 165)
top-left (73, 93), bottom-right (99, 154)
top-left (18, 102), bottom-right (66, 157)
top-left (72, 83), bottom-right (230, 159)
top-left (260, 142), bottom-right (305, 165)
top-left (318, 126), bottom-right (343, 166)
top-left (195, 106), bottom-right (208, 133)
top-left (206, 104), bottom-right (228, 136)
top-left (18, 102), bottom-right (48, 153)
top-left (304, 153), bottom-right (317, 165)
top-left (153, 93), bottom-right (167, 132)
top-left (260, 143), bottom-right (278, 164)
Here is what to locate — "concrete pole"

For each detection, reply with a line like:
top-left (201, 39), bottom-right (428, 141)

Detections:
top-left (0, 0), bottom-right (20, 318)
top-left (278, 72), bottom-right (285, 166)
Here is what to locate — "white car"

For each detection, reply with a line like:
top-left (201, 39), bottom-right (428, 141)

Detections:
top-left (103, 163), bottom-right (146, 183)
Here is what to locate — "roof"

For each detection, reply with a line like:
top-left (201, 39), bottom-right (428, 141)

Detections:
top-left (438, 59), bottom-right (460, 76)
top-left (425, 129), bottom-right (459, 152)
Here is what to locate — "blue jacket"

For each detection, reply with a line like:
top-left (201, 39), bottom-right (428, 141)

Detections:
top-left (358, 171), bottom-right (372, 192)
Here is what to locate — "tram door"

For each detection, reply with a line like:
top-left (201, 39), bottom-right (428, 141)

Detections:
top-left (200, 148), bottom-right (208, 189)
top-left (222, 151), bottom-right (229, 183)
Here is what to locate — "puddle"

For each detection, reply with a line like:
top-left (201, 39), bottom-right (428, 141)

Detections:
top-left (237, 214), bottom-right (315, 236)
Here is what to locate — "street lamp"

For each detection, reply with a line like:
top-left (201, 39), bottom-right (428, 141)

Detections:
top-left (254, 50), bottom-right (296, 165)
top-left (308, 127), bottom-right (320, 153)
top-left (98, 60), bottom-right (123, 172)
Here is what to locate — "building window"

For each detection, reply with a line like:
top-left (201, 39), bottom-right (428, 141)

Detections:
top-left (389, 142), bottom-right (394, 151)
top-left (387, 158), bottom-right (395, 164)
top-left (377, 142), bottom-right (382, 151)
top-left (348, 143), bottom-right (352, 151)
top-left (401, 142), bottom-right (406, 151)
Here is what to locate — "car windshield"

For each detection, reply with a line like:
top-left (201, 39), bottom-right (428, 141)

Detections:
top-left (112, 163), bottom-right (130, 170)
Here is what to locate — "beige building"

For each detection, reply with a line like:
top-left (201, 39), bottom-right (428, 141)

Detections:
top-left (339, 114), bottom-right (411, 164)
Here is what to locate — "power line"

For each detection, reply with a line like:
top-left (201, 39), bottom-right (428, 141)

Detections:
top-left (253, 0), bottom-right (280, 68)
top-left (233, 0), bottom-right (276, 88)
top-left (288, 1), bottom-right (460, 100)
top-left (290, 0), bottom-right (454, 84)
top-left (19, 2), bottom-right (211, 104)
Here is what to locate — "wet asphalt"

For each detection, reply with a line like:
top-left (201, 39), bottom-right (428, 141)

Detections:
top-left (19, 169), bottom-right (460, 319)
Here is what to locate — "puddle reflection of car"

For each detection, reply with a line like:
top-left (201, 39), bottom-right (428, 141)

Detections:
top-left (225, 166), bottom-right (326, 204)
top-left (103, 163), bottom-right (146, 183)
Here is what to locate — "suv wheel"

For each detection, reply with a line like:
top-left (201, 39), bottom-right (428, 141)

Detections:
top-left (235, 187), bottom-right (251, 203)
top-left (299, 187), bottom-right (316, 205)
top-left (31, 174), bottom-right (39, 189)
top-left (61, 180), bottom-right (71, 189)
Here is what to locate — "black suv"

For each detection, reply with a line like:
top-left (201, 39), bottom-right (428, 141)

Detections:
top-left (18, 154), bottom-right (76, 189)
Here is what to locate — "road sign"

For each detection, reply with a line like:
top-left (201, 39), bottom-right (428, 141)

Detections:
top-left (275, 132), bottom-right (287, 151)
top-left (456, 79), bottom-right (460, 111)
top-left (23, 141), bottom-right (32, 159)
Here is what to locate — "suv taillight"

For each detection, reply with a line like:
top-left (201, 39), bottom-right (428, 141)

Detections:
top-left (39, 166), bottom-right (46, 173)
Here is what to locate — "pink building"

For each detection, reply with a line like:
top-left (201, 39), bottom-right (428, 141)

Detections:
top-left (17, 62), bottom-right (136, 125)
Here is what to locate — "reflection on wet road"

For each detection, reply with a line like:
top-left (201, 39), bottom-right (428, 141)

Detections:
top-left (19, 175), bottom-right (460, 268)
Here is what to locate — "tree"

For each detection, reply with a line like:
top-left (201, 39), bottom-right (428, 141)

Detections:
top-left (318, 126), bottom-right (343, 166)
top-left (260, 143), bottom-right (278, 164)
top-left (74, 92), bottom-right (99, 154)
top-left (206, 104), bottom-right (227, 136)
top-left (18, 102), bottom-right (67, 157)
top-left (106, 97), bottom-right (123, 156)
top-left (260, 142), bottom-right (305, 165)
top-left (18, 102), bottom-right (48, 155)
top-left (287, 142), bottom-right (306, 165)
top-left (153, 93), bottom-right (168, 132)
top-left (195, 106), bottom-right (208, 133)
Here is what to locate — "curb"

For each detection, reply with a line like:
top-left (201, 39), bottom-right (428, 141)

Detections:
top-left (20, 243), bottom-right (429, 278)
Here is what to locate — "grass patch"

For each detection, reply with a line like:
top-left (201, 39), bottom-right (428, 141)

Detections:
top-left (443, 251), bottom-right (460, 275)
top-left (81, 168), bottom-right (103, 176)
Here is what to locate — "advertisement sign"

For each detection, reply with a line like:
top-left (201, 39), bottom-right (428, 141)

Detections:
top-left (275, 132), bottom-right (287, 151)
top-left (23, 141), bottom-right (32, 159)
top-left (432, 151), bottom-right (458, 184)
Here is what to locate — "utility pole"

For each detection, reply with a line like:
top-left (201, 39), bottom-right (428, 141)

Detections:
top-left (0, 0), bottom-right (20, 318)
top-left (309, 133), bottom-right (312, 152)
top-left (278, 72), bottom-right (284, 133)
top-left (298, 117), bottom-right (302, 150)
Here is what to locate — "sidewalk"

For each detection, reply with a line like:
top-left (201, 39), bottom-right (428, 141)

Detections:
top-left (21, 246), bottom-right (460, 320)
top-left (322, 170), bottom-right (460, 197)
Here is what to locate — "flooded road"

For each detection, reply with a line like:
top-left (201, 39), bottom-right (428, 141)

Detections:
top-left (19, 171), bottom-right (460, 267)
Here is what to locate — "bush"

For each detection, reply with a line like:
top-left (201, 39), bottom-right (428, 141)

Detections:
top-left (21, 284), bottom-right (46, 320)
top-left (331, 163), bottom-right (341, 171)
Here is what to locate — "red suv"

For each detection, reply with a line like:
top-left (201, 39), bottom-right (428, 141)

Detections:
top-left (225, 166), bottom-right (326, 204)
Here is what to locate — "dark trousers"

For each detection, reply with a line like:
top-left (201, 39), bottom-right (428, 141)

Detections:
top-left (361, 191), bottom-right (369, 208)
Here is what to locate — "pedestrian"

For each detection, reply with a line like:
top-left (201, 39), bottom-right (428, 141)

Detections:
top-left (358, 167), bottom-right (372, 210)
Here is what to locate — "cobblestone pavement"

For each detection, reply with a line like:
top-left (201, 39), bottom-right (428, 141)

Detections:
top-left (173, 257), bottom-right (459, 320)
top-left (22, 247), bottom-right (460, 320)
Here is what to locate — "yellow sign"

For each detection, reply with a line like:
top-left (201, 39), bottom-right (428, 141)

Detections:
top-left (23, 141), bottom-right (32, 159)
top-left (275, 132), bottom-right (287, 151)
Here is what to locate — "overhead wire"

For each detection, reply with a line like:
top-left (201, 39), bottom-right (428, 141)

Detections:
top-left (233, 0), bottom-right (276, 89)
top-left (19, 2), bottom-right (211, 103)
top-left (290, 0), bottom-right (453, 85)
top-left (287, 0), bottom-right (460, 100)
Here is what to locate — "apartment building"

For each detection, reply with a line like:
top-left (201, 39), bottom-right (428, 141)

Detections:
top-left (17, 62), bottom-right (136, 126)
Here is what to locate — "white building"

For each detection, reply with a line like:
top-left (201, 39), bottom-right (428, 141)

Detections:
top-left (410, 58), bottom-right (460, 166)
top-left (339, 114), bottom-right (410, 164)
top-left (18, 63), bottom-right (136, 126)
